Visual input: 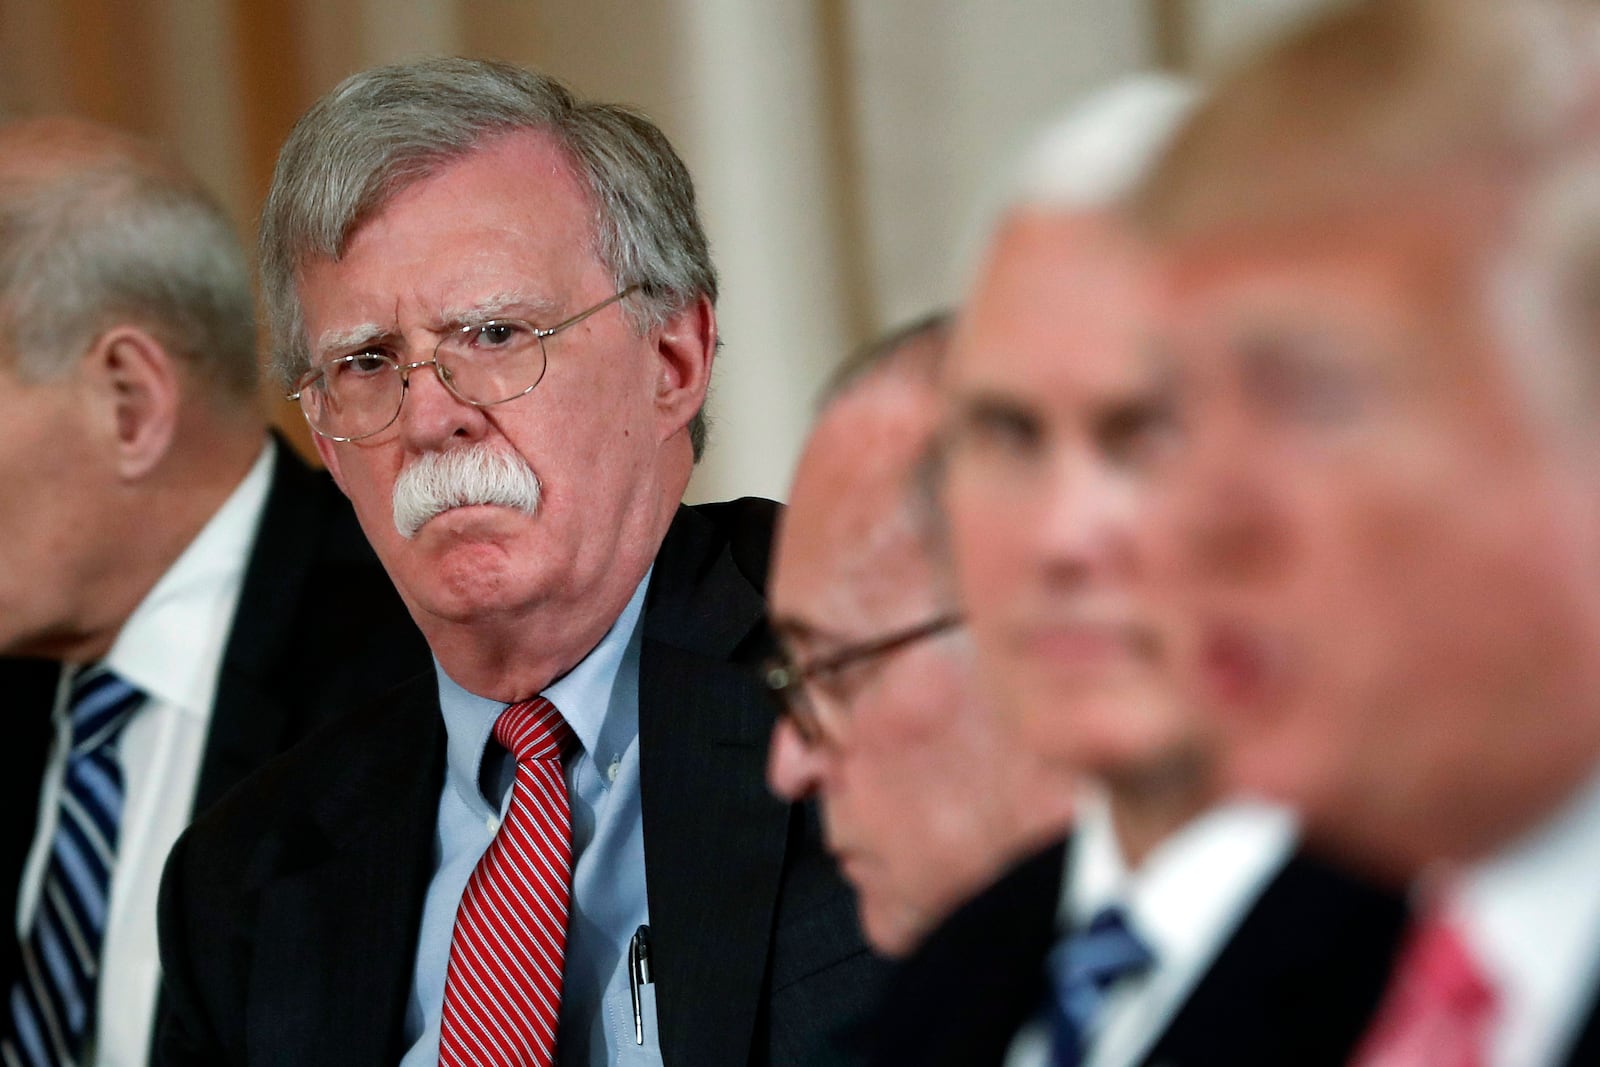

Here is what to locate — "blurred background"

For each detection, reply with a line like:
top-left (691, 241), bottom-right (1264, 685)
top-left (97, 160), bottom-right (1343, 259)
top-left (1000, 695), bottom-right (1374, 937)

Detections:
top-left (0, 0), bottom-right (1329, 503)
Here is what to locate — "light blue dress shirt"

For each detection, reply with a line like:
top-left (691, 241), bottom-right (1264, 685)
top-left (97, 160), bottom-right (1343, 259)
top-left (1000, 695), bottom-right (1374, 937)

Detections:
top-left (400, 570), bottom-right (663, 1066)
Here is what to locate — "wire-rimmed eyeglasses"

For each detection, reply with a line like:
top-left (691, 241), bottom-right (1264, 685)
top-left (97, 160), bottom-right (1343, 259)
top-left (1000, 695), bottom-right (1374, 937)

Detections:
top-left (762, 612), bottom-right (962, 745)
top-left (287, 285), bottom-right (640, 442)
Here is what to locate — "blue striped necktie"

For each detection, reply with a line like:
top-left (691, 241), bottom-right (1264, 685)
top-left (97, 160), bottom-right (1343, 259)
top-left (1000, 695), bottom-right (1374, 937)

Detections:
top-left (3, 666), bottom-right (144, 1067)
top-left (1047, 904), bottom-right (1156, 1067)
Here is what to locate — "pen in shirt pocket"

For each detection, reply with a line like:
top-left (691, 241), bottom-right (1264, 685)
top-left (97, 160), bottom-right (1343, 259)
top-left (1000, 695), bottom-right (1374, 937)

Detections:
top-left (629, 923), bottom-right (653, 1045)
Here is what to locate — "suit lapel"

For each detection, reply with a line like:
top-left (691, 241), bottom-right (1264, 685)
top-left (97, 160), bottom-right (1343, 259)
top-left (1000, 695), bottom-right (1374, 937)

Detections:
top-left (638, 504), bottom-right (787, 1066)
top-left (0, 659), bottom-right (62, 997)
top-left (197, 438), bottom-right (325, 813)
top-left (1560, 986), bottom-right (1600, 1066)
top-left (862, 837), bottom-right (1069, 1067)
top-left (245, 675), bottom-right (446, 1066)
top-left (1143, 852), bottom-right (1406, 1067)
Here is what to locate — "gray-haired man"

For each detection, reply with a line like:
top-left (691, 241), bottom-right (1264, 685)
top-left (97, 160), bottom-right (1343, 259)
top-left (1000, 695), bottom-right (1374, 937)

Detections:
top-left (156, 59), bottom-right (879, 1066)
top-left (0, 117), bottom-right (428, 1067)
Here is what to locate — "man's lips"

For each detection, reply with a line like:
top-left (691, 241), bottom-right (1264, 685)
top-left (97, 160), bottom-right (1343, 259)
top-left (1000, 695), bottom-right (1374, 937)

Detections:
top-left (1016, 620), bottom-right (1159, 669)
top-left (419, 502), bottom-right (523, 528)
top-left (1195, 619), bottom-right (1279, 712)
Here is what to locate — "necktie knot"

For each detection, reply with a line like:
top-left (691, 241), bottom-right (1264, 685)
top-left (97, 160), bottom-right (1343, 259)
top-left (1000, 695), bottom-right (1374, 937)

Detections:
top-left (495, 696), bottom-right (573, 765)
top-left (1401, 918), bottom-right (1496, 1017)
top-left (68, 665), bottom-right (144, 755)
top-left (1057, 905), bottom-right (1155, 1000)
top-left (1048, 904), bottom-right (1156, 1067)
top-left (1351, 902), bottom-right (1499, 1067)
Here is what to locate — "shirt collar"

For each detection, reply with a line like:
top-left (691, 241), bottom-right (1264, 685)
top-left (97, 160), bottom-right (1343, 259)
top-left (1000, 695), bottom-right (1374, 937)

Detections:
top-left (1121, 801), bottom-right (1296, 970)
top-left (1450, 760), bottom-right (1600, 1065)
top-left (436, 566), bottom-right (652, 815)
top-left (1065, 787), bottom-right (1298, 967)
top-left (103, 440), bottom-right (275, 716)
top-left (1065, 785), bottom-right (1128, 925)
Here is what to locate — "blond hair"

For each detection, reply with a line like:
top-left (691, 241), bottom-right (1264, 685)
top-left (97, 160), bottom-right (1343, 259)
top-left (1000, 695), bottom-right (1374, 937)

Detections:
top-left (1134, 0), bottom-right (1600, 239)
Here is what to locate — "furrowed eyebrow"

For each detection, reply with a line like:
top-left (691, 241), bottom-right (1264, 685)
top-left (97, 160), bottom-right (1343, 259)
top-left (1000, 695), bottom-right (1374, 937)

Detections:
top-left (439, 291), bottom-right (563, 328)
top-left (312, 292), bottom-right (568, 358)
top-left (315, 323), bottom-right (393, 359)
top-left (770, 615), bottom-right (850, 652)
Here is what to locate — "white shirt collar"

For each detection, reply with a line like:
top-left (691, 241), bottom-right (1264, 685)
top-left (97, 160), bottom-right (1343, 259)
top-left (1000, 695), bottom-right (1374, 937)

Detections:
top-left (102, 440), bottom-right (275, 717)
top-left (1451, 761), bottom-right (1600, 1067)
top-left (1066, 787), bottom-right (1299, 963)
top-left (1056, 791), bottom-right (1297, 1067)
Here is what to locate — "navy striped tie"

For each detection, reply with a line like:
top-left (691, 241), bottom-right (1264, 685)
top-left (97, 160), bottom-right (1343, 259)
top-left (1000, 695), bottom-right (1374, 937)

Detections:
top-left (1047, 904), bottom-right (1155, 1067)
top-left (3, 666), bottom-right (144, 1067)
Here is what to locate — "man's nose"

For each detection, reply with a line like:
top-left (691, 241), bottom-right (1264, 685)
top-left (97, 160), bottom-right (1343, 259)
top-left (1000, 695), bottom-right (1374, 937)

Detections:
top-left (396, 356), bottom-right (489, 450)
top-left (1160, 403), bottom-right (1286, 585)
top-left (767, 718), bottom-right (832, 801)
top-left (1028, 452), bottom-right (1139, 586)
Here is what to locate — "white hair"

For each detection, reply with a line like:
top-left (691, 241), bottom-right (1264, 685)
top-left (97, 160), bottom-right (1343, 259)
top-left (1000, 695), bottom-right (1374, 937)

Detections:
top-left (391, 444), bottom-right (543, 539)
top-left (1011, 73), bottom-right (1201, 211)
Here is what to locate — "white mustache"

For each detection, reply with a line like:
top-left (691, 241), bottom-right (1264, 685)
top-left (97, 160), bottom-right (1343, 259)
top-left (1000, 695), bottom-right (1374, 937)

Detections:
top-left (391, 446), bottom-right (542, 539)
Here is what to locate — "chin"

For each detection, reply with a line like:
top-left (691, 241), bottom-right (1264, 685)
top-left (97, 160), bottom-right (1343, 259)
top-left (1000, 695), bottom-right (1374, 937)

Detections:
top-left (860, 904), bottom-right (926, 959)
top-left (404, 553), bottom-right (548, 625)
top-left (1222, 727), bottom-right (1354, 836)
top-left (1014, 680), bottom-right (1156, 756)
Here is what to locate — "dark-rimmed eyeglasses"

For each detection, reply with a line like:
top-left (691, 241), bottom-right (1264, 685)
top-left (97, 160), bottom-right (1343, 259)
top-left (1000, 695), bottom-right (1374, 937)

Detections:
top-left (762, 612), bottom-right (962, 745)
top-left (287, 285), bottom-right (640, 442)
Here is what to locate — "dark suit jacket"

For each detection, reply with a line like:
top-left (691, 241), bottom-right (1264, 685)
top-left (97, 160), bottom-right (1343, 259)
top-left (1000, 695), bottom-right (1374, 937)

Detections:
top-left (1562, 993), bottom-right (1600, 1066)
top-left (0, 438), bottom-right (430, 1049)
top-left (865, 833), bottom-right (1410, 1067)
top-left (155, 498), bottom-right (886, 1066)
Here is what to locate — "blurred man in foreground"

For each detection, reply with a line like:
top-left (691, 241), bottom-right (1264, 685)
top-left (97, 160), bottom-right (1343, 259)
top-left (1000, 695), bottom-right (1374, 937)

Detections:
top-left (1140, 0), bottom-right (1600, 1062)
top-left (0, 117), bottom-right (427, 1065)
top-left (871, 76), bottom-right (1407, 1067)
top-left (157, 59), bottom-right (878, 1066)
top-left (766, 313), bottom-right (1077, 958)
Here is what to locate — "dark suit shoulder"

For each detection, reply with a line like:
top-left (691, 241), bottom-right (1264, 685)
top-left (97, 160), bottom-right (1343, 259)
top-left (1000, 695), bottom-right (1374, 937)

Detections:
top-left (0, 658), bottom-right (64, 1002)
top-left (1562, 986), bottom-right (1600, 1067)
top-left (1145, 849), bottom-right (1407, 1067)
top-left (199, 440), bottom-right (432, 813)
top-left (157, 671), bottom-right (445, 1065)
top-left (644, 497), bottom-right (780, 660)
top-left (179, 671), bottom-right (441, 875)
top-left (635, 495), bottom-right (888, 1065)
top-left (862, 837), bottom-right (1070, 1067)
top-left (227, 440), bottom-right (427, 687)
top-left (682, 496), bottom-right (782, 589)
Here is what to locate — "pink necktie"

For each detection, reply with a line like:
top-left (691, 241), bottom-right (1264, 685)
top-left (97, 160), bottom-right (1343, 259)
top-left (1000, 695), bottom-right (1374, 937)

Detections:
top-left (1350, 904), bottom-right (1498, 1067)
top-left (439, 698), bottom-right (575, 1067)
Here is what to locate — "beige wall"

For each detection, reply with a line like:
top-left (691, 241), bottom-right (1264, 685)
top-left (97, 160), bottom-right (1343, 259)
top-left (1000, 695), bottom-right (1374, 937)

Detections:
top-left (0, 0), bottom-right (1286, 502)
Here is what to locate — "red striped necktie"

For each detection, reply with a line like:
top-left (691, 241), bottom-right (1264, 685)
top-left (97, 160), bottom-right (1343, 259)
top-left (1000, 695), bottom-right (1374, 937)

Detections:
top-left (439, 697), bottom-right (575, 1067)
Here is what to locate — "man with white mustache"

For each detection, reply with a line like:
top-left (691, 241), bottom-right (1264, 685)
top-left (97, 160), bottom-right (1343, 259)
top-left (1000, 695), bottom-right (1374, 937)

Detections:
top-left (156, 59), bottom-right (881, 1066)
top-left (392, 445), bottom-right (542, 541)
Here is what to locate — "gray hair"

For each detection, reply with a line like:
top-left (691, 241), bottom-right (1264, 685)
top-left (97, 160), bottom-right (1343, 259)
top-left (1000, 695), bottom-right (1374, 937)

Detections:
top-left (820, 309), bottom-right (953, 408)
top-left (261, 57), bottom-right (718, 458)
top-left (817, 313), bottom-right (954, 560)
top-left (0, 152), bottom-right (256, 399)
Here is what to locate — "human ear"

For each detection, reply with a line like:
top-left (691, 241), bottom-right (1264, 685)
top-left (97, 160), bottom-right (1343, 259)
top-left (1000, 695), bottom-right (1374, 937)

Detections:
top-left (651, 294), bottom-right (716, 443)
top-left (85, 326), bottom-right (179, 480)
